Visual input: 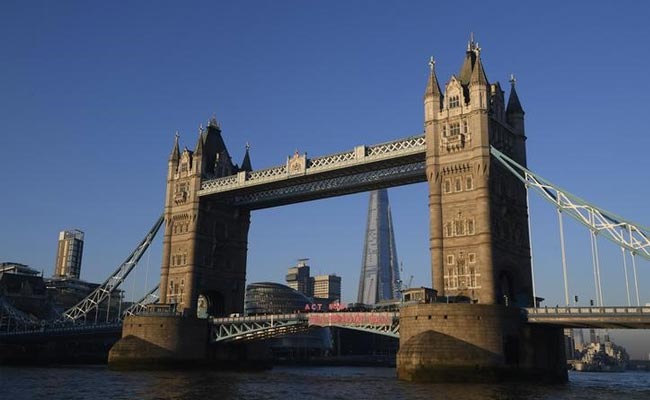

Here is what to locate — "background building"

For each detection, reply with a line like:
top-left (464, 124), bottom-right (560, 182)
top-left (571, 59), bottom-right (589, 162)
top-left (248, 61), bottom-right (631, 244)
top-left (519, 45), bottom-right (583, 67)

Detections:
top-left (54, 229), bottom-right (84, 279)
top-left (313, 274), bottom-right (341, 303)
top-left (285, 259), bottom-right (312, 297)
top-left (0, 262), bottom-right (52, 320)
top-left (244, 282), bottom-right (331, 360)
top-left (357, 189), bottom-right (400, 305)
top-left (286, 260), bottom-right (341, 304)
top-left (245, 282), bottom-right (313, 315)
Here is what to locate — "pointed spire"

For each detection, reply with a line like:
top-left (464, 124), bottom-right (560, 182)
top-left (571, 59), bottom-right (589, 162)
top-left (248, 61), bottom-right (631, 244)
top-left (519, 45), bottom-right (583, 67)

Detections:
top-left (424, 56), bottom-right (442, 99)
top-left (240, 142), bottom-right (252, 172)
top-left (170, 131), bottom-right (180, 161)
top-left (470, 52), bottom-right (488, 86)
top-left (459, 33), bottom-right (484, 86)
top-left (208, 114), bottom-right (220, 130)
top-left (458, 51), bottom-right (475, 86)
top-left (194, 129), bottom-right (204, 154)
top-left (506, 74), bottom-right (524, 115)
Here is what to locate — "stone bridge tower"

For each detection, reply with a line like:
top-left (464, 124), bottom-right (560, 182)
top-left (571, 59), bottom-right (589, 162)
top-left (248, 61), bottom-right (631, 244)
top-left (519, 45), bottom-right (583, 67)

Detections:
top-left (424, 39), bottom-right (532, 307)
top-left (160, 118), bottom-right (251, 317)
top-left (109, 120), bottom-right (258, 369)
top-left (397, 40), bottom-right (566, 383)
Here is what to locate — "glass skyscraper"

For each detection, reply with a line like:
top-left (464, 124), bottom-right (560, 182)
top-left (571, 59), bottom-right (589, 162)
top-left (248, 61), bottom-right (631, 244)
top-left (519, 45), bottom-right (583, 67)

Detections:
top-left (357, 189), bottom-right (400, 304)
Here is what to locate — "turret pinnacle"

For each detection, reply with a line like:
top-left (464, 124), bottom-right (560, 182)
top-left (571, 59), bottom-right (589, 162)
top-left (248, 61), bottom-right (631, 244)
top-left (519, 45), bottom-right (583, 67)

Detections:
top-left (240, 142), bottom-right (252, 172)
top-left (424, 56), bottom-right (442, 100)
top-left (458, 33), bottom-right (482, 86)
top-left (170, 131), bottom-right (180, 162)
top-left (194, 129), bottom-right (204, 155)
top-left (470, 52), bottom-right (488, 86)
top-left (506, 74), bottom-right (524, 115)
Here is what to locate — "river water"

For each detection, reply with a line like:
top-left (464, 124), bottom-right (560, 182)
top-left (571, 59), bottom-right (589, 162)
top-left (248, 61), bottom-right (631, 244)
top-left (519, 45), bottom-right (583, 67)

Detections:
top-left (1, 366), bottom-right (649, 400)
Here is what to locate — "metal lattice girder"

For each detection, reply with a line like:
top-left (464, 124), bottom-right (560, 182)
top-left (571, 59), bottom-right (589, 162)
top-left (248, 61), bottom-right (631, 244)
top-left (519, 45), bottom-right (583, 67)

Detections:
top-left (61, 215), bottom-right (164, 322)
top-left (122, 284), bottom-right (160, 318)
top-left (211, 314), bottom-right (309, 343)
top-left (232, 162), bottom-right (426, 209)
top-left (199, 134), bottom-right (426, 201)
top-left (491, 146), bottom-right (650, 261)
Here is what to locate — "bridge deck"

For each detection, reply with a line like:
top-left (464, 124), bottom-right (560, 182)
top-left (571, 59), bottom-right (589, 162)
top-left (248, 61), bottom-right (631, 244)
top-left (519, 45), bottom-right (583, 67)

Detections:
top-left (211, 312), bottom-right (400, 342)
top-left (524, 306), bottom-right (650, 329)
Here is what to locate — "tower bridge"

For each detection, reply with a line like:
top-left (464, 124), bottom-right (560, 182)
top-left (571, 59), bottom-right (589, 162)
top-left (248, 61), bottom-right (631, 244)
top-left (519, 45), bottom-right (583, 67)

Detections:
top-left (2, 38), bottom-right (648, 382)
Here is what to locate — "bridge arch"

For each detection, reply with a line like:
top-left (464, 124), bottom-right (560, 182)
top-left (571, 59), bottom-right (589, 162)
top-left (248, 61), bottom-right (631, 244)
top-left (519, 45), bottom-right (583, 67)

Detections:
top-left (497, 270), bottom-right (515, 306)
top-left (197, 291), bottom-right (225, 318)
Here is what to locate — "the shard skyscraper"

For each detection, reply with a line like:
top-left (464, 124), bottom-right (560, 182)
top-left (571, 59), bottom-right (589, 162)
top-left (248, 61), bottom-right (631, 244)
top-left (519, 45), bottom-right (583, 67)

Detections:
top-left (357, 189), bottom-right (400, 304)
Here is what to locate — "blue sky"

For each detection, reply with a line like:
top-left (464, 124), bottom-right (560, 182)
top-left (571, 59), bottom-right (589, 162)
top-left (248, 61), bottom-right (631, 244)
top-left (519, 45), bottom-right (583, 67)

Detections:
top-left (1, 1), bottom-right (649, 357)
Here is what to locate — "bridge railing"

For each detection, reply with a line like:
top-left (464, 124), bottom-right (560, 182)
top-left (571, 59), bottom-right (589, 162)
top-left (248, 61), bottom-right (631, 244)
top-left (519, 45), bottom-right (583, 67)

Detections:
top-left (212, 313), bottom-right (306, 323)
top-left (526, 306), bottom-right (650, 315)
top-left (0, 322), bottom-right (123, 337)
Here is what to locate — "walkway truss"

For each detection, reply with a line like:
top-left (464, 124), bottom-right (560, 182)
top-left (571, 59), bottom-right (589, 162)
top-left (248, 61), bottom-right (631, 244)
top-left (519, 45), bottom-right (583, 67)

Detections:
top-left (491, 147), bottom-right (650, 261)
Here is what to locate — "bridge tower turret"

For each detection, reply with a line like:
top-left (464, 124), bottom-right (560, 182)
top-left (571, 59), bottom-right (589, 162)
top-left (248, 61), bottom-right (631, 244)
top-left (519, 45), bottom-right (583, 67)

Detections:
top-left (110, 120), bottom-right (255, 369)
top-left (506, 76), bottom-right (527, 166)
top-left (159, 119), bottom-right (250, 317)
top-left (424, 38), bottom-right (533, 307)
top-left (399, 38), bottom-right (565, 383)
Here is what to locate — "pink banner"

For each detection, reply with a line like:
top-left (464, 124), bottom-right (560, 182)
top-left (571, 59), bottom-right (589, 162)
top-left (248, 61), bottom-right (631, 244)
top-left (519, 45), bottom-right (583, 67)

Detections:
top-left (308, 312), bottom-right (395, 327)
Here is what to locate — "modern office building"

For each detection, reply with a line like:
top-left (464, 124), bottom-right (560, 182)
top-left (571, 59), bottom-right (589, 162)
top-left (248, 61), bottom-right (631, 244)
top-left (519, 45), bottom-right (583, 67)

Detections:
top-left (244, 282), bottom-right (331, 359)
top-left (286, 259), bottom-right (341, 304)
top-left (285, 259), bottom-right (313, 297)
top-left (357, 189), bottom-right (400, 304)
top-left (54, 229), bottom-right (84, 279)
top-left (313, 274), bottom-right (341, 303)
top-left (245, 282), bottom-right (313, 315)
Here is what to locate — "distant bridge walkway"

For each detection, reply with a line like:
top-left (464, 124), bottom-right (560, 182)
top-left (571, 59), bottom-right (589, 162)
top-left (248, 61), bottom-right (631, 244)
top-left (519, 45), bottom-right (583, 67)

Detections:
top-left (524, 306), bottom-right (650, 329)
top-left (210, 312), bottom-right (400, 343)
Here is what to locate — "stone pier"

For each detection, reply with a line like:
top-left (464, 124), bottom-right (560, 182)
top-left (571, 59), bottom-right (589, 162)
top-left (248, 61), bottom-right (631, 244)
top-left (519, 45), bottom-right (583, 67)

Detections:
top-left (397, 303), bottom-right (567, 382)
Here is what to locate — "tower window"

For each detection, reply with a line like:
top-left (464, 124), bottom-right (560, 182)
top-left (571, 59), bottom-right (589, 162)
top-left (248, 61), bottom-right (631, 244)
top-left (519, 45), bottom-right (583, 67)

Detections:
top-left (466, 176), bottom-right (473, 190)
top-left (445, 222), bottom-right (452, 237)
top-left (449, 96), bottom-right (460, 108)
top-left (463, 120), bottom-right (469, 134)
top-left (442, 125), bottom-right (447, 137)
top-left (455, 220), bottom-right (464, 235)
top-left (468, 253), bottom-right (476, 263)
top-left (447, 254), bottom-right (455, 265)
top-left (444, 179), bottom-right (451, 193)
top-left (455, 177), bottom-right (462, 192)
top-left (450, 122), bottom-right (460, 136)
top-left (467, 219), bottom-right (475, 235)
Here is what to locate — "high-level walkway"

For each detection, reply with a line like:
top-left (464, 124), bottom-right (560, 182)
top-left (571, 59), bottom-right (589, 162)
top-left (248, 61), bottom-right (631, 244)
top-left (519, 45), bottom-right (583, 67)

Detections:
top-left (199, 135), bottom-right (426, 209)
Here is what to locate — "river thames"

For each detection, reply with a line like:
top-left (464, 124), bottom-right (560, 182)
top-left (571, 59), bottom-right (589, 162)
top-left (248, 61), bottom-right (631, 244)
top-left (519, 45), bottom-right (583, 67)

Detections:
top-left (1, 366), bottom-right (649, 400)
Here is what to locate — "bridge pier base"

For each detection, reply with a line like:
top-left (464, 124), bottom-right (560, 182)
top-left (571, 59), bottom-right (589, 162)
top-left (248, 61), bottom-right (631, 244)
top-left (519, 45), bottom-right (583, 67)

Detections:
top-left (397, 304), bottom-right (567, 383)
top-left (108, 314), bottom-right (272, 370)
top-left (108, 314), bottom-right (209, 369)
